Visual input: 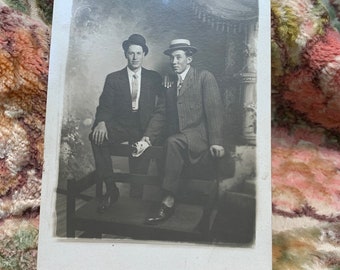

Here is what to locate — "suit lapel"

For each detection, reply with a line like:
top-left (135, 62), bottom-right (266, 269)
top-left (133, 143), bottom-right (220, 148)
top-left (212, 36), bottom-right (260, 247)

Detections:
top-left (118, 68), bottom-right (132, 104)
top-left (139, 68), bottom-right (149, 109)
top-left (178, 67), bottom-right (194, 97)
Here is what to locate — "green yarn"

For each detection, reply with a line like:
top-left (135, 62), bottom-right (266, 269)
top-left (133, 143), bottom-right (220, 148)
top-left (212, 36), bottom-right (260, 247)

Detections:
top-left (271, 41), bottom-right (284, 84)
top-left (272, 3), bottom-right (300, 46)
top-left (3, 0), bottom-right (54, 24)
top-left (280, 7), bottom-right (300, 47)
top-left (36, 0), bottom-right (53, 24)
top-left (273, 231), bottom-right (316, 270)
top-left (321, 0), bottom-right (340, 31)
top-left (271, 0), bottom-right (330, 71)
top-left (0, 255), bottom-right (19, 270)
top-left (272, 2), bottom-right (303, 69)
top-left (13, 226), bottom-right (38, 251)
top-left (4, 0), bottom-right (29, 14)
top-left (0, 224), bottom-right (38, 270)
top-left (312, 0), bottom-right (331, 34)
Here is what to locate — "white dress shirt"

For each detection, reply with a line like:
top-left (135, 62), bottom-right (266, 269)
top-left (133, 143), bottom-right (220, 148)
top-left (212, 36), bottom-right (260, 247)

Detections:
top-left (127, 67), bottom-right (142, 111)
top-left (177, 65), bottom-right (190, 84)
top-left (177, 66), bottom-right (190, 96)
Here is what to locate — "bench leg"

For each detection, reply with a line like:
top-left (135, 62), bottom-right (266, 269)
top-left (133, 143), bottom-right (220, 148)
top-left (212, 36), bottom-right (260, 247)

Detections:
top-left (195, 179), bottom-right (219, 238)
top-left (128, 156), bottom-right (149, 199)
top-left (66, 180), bottom-right (76, 238)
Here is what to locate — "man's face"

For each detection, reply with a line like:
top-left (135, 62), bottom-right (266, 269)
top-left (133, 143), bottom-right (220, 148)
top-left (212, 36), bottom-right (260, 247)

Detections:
top-left (125, 44), bottom-right (144, 71)
top-left (170, 49), bottom-right (192, 74)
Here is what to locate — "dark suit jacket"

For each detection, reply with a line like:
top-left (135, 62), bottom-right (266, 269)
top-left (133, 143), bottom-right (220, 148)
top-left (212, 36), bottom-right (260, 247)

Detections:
top-left (93, 67), bottom-right (165, 143)
top-left (166, 67), bottom-right (224, 160)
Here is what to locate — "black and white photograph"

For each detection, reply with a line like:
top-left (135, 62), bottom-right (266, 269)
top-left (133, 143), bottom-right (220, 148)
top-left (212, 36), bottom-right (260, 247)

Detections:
top-left (38, 0), bottom-right (271, 269)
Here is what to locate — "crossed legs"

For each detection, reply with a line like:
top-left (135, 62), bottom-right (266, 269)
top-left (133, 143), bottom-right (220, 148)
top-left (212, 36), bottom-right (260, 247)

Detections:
top-left (145, 133), bottom-right (210, 224)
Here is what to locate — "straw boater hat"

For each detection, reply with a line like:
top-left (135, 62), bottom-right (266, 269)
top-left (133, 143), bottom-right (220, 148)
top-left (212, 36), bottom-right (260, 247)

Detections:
top-left (122, 34), bottom-right (149, 55)
top-left (163, 39), bottom-right (198, 56)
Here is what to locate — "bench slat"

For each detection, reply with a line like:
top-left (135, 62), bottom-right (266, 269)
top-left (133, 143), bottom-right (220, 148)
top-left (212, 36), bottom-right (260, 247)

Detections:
top-left (67, 171), bottom-right (96, 193)
top-left (113, 172), bottom-right (160, 185)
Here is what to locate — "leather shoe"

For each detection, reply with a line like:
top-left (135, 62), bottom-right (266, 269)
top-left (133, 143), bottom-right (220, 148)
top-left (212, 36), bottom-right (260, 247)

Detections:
top-left (145, 203), bottom-right (175, 225)
top-left (97, 185), bottom-right (120, 213)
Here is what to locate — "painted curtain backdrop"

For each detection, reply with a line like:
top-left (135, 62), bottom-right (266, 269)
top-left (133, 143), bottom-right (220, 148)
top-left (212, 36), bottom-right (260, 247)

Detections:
top-left (0, 0), bottom-right (340, 269)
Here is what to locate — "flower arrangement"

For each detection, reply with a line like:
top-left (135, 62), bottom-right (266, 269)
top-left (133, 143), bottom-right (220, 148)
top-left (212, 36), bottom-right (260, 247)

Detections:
top-left (59, 116), bottom-right (94, 183)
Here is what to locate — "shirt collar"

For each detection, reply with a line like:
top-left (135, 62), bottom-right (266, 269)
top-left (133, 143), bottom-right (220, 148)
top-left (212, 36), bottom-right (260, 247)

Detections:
top-left (178, 65), bottom-right (190, 81)
top-left (127, 67), bottom-right (142, 77)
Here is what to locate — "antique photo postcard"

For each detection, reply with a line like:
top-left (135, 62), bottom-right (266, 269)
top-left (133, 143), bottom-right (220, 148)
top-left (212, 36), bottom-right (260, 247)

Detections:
top-left (38, 0), bottom-right (271, 269)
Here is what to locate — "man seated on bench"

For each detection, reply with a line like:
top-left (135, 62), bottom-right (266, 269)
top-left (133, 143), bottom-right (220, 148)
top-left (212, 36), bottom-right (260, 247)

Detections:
top-left (90, 34), bottom-right (165, 213)
top-left (145, 39), bottom-right (225, 225)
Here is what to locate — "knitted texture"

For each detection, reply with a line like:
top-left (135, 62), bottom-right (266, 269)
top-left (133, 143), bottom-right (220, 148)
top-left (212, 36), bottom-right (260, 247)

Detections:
top-left (272, 0), bottom-right (340, 268)
top-left (272, 128), bottom-right (340, 218)
top-left (0, 4), bottom-right (49, 219)
top-left (0, 218), bottom-right (39, 270)
top-left (0, 2), bottom-right (50, 269)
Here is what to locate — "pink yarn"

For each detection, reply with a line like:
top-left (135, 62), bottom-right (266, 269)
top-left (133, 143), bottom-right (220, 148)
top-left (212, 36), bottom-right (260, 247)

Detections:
top-left (272, 126), bottom-right (340, 216)
top-left (283, 67), bottom-right (340, 130)
top-left (305, 29), bottom-right (340, 71)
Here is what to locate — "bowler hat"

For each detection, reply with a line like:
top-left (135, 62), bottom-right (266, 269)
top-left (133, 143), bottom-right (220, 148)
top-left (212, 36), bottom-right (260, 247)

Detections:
top-left (122, 34), bottom-right (149, 55)
top-left (163, 39), bottom-right (198, 56)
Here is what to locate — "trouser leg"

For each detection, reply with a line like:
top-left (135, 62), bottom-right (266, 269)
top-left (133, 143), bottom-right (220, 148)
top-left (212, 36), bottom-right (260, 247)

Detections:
top-left (162, 134), bottom-right (189, 196)
top-left (128, 156), bottom-right (150, 198)
top-left (181, 149), bottom-right (214, 180)
top-left (90, 138), bottom-right (116, 195)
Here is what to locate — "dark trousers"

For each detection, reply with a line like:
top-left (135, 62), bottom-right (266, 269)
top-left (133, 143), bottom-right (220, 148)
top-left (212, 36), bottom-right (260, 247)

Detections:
top-left (91, 140), bottom-right (149, 198)
top-left (162, 133), bottom-right (213, 196)
top-left (90, 112), bottom-right (146, 197)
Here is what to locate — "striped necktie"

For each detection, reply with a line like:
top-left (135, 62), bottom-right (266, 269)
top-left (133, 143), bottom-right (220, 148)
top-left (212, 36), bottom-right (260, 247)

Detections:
top-left (177, 76), bottom-right (183, 96)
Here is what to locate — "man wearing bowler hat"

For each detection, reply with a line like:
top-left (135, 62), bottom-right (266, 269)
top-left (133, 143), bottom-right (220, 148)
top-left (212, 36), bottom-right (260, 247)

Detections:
top-left (90, 34), bottom-right (165, 212)
top-left (145, 39), bottom-right (225, 225)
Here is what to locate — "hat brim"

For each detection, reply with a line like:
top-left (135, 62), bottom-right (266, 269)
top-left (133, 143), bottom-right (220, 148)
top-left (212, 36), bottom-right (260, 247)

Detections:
top-left (122, 40), bottom-right (149, 55)
top-left (163, 46), bottom-right (198, 56)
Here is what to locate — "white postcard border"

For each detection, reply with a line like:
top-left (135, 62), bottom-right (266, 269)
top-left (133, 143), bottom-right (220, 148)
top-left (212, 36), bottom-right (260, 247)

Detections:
top-left (37, 0), bottom-right (272, 269)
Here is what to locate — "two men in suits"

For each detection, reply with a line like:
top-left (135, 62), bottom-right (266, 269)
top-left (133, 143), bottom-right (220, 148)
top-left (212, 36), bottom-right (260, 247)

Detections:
top-left (146, 39), bottom-right (225, 224)
top-left (90, 34), bottom-right (165, 212)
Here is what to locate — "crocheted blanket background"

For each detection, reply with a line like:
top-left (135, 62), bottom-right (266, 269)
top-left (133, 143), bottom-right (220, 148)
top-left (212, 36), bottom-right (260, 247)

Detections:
top-left (0, 0), bottom-right (340, 269)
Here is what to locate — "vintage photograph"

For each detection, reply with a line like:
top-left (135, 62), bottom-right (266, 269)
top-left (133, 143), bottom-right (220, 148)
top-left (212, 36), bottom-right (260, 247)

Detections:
top-left (55, 0), bottom-right (258, 245)
top-left (38, 0), bottom-right (271, 269)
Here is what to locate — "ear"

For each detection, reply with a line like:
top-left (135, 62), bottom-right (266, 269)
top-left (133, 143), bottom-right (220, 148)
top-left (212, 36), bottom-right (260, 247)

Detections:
top-left (187, 56), bottom-right (193, 64)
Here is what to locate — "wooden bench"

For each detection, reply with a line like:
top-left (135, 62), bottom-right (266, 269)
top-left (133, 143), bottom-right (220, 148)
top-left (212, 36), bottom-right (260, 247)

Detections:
top-left (66, 144), bottom-right (224, 243)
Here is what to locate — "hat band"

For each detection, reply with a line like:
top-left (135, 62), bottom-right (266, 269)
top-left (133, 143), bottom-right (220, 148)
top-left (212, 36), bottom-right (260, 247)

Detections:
top-left (169, 43), bottom-right (192, 48)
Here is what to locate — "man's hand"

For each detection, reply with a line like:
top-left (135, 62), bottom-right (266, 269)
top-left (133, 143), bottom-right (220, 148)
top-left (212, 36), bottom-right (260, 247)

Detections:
top-left (210, 145), bottom-right (225, 158)
top-left (92, 121), bottom-right (108, 145)
top-left (141, 136), bottom-right (151, 146)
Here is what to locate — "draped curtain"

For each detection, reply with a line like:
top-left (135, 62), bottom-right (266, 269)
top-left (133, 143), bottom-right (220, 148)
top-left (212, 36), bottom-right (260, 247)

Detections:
top-left (187, 0), bottom-right (258, 144)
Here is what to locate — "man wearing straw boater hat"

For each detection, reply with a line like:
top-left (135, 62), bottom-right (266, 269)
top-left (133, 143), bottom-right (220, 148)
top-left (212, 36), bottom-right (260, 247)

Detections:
top-left (90, 34), bottom-right (165, 213)
top-left (145, 39), bottom-right (225, 225)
